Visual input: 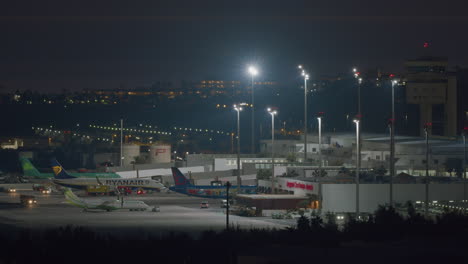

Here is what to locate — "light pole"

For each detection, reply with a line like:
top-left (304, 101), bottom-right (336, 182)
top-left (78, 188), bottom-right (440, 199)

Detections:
top-left (390, 79), bottom-right (398, 207)
top-left (463, 127), bottom-right (467, 210)
top-left (299, 65), bottom-right (309, 163)
top-left (234, 104), bottom-right (243, 193)
top-left (424, 122), bottom-right (431, 218)
top-left (248, 66), bottom-right (258, 155)
top-left (120, 119), bottom-right (123, 167)
top-left (225, 181), bottom-right (231, 230)
top-left (353, 69), bottom-right (362, 216)
top-left (354, 117), bottom-right (361, 219)
top-left (353, 68), bottom-right (362, 117)
top-left (317, 112), bottom-right (324, 176)
top-left (230, 133), bottom-right (234, 154)
top-left (268, 108), bottom-right (277, 193)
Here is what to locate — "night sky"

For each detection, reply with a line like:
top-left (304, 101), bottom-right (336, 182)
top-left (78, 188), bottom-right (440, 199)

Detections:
top-left (1, 0), bottom-right (468, 92)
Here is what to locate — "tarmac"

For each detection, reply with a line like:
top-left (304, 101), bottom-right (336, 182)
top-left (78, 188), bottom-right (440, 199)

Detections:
top-left (0, 185), bottom-right (291, 237)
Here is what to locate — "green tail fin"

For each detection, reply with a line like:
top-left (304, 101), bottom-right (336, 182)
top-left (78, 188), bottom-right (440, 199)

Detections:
top-left (19, 157), bottom-right (44, 178)
top-left (64, 188), bottom-right (86, 208)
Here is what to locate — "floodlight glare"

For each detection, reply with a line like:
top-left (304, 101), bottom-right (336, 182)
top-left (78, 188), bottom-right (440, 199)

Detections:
top-left (267, 107), bottom-right (277, 116)
top-left (248, 66), bottom-right (258, 76)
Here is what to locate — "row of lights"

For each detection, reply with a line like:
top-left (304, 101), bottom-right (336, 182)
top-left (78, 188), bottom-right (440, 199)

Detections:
top-left (33, 127), bottom-right (112, 142)
top-left (89, 125), bottom-right (172, 135)
top-left (90, 124), bottom-right (231, 136)
top-left (217, 104), bottom-right (253, 109)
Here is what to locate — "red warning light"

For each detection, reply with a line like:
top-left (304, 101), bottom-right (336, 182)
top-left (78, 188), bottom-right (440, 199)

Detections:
top-left (389, 74), bottom-right (395, 78)
top-left (424, 42), bottom-right (430, 48)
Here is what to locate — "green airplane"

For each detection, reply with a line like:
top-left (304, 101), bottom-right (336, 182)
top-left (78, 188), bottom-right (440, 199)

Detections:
top-left (20, 157), bottom-right (121, 179)
top-left (64, 188), bottom-right (152, 212)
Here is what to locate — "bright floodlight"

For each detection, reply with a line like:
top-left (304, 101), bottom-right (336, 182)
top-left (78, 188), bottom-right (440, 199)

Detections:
top-left (248, 66), bottom-right (258, 76)
top-left (234, 104), bottom-right (243, 111)
top-left (392, 79), bottom-right (399, 85)
top-left (353, 68), bottom-right (357, 73)
top-left (267, 108), bottom-right (277, 115)
top-left (298, 65), bottom-right (303, 69)
top-left (353, 119), bottom-right (360, 123)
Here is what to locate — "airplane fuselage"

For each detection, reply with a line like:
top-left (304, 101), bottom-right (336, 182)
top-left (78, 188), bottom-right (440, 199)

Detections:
top-left (54, 178), bottom-right (164, 191)
top-left (169, 185), bottom-right (257, 199)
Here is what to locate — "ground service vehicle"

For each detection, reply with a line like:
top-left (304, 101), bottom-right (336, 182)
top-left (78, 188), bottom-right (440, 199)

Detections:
top-left (221, 199), bottom-right (231, 208)
top-left (200, 201), bottom-right (209, 209)
top-left (41, 188), bottom-right (51, 194)
top-left (20, 195), bottom-right (37, 206)
top-left (86, 185), bottom-right (115, 196)
top-left (33, 184), bottom-right (51, 194)
top-left (33, 184), bottom-right (45, 191)
top-left (117, 186), bottom-right (132, 195)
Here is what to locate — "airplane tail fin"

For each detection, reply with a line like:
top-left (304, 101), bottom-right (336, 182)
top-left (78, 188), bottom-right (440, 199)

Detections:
top-left (64, 188), bottom-right (86, 208)
top-left (19, 157), bottom-right (44, 178)
top-left (51, 159), bottom-right (76, 179)
top-left (171, 167), bottom-right (191, 187)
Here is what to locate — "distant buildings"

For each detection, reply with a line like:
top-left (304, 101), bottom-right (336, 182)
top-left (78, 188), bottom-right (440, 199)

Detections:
top-left (404, 56), bottom-right (457, 137)
top-left (1, 80), bottom-right (278, 105)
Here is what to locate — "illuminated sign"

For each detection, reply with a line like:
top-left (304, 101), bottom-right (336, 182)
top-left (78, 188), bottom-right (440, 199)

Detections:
top-left (286, 181), bottom-right (313, 191)
top-left (104, 179), bottom-right (150, 186)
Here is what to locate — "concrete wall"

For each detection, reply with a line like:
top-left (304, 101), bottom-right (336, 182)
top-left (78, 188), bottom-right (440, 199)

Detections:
top-left (295, 143), bottom-right (330, 153)
top-left (321, 183), bottom-right (468, 213)
top-left (186, 154), bottom-right (257, 168)
top-left (214, 158), bottom-right (287, 171)
top-left (149, 145), bottom-right (171, 164)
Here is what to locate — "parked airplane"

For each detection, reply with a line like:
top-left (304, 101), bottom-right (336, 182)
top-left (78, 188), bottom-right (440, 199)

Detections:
top-left (64, 188), bottom-right (152, 211)
top-left (20, 157), bottom-right (120, 179)
top-left (51, 159), bottom-right (165, 191)
top-left (169, 167), bottom-right (257, 198)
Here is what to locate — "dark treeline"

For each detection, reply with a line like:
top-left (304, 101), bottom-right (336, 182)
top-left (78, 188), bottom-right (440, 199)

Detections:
top-left (1, 206), bottom-right (468, 263)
